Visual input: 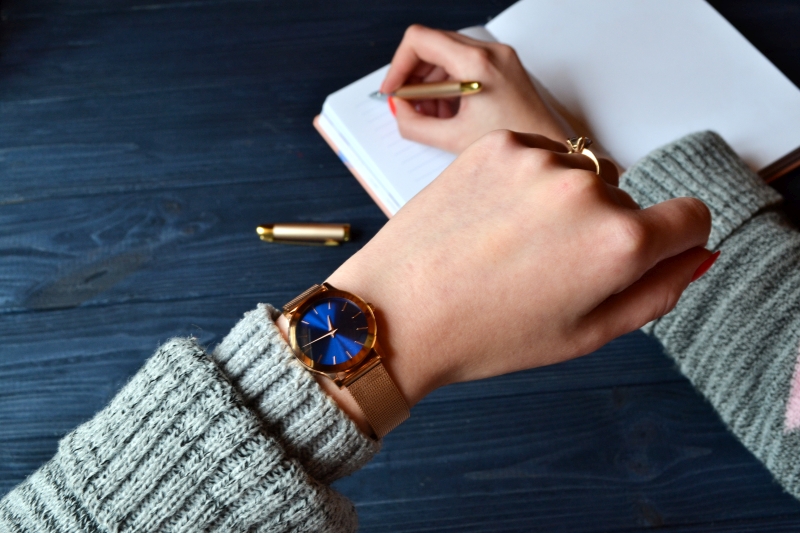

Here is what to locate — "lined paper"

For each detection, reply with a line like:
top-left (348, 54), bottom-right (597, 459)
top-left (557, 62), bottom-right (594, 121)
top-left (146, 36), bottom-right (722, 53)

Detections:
top-left (322, 66), bottom-right (455, 215)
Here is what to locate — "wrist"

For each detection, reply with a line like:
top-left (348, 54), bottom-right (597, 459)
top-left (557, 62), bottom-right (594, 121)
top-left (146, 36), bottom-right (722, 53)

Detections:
top-left (275, 313), bottom-right (376, 437)
top-left (325, 256), bottom-right (447, 409)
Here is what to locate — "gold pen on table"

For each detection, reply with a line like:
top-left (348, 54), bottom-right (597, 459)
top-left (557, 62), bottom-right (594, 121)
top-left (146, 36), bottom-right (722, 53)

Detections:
top-left (256, 223), bottom-right (351, 246)
top-left (369, 80), bottom-right (482, 101)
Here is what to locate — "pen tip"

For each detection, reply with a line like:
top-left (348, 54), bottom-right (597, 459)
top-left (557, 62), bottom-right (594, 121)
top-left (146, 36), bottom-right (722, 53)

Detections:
top-left (369, 90), bottom-right (388, 101)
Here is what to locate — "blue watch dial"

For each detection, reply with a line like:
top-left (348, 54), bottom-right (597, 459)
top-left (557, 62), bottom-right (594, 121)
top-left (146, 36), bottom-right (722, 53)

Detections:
top-left (295, 297), bottom-right (370, 366)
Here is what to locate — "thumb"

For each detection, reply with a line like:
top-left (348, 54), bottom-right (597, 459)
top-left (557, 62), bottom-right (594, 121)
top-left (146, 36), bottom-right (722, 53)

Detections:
top-left (583, 247), bottom-right (718, 341)
top-left (392, 97), bottom-right (462, 153)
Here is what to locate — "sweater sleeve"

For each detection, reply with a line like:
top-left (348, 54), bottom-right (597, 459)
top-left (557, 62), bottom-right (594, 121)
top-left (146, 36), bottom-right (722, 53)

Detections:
top-left (0, 306), bottom-right (378, 532)
top-left (620, 131), bottom-right (800, 499)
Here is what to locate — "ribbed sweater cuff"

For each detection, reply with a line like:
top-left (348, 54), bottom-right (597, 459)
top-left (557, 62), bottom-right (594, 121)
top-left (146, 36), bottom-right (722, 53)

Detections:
top-left (26, 338), bottom-right (358, 532)
top-left (212, 304), bottom-right (380, 485)
top-left (620, 131), bottom-right (783, 250)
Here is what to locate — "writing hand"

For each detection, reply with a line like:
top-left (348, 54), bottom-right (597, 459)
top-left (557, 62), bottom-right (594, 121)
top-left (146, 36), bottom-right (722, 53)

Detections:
top-left (381, 25), bottom-right (572, 154)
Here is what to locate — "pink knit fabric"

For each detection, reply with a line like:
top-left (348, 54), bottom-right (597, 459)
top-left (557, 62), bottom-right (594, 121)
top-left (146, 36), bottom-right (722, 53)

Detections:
top-left (785, 347), bottom-right (800, 432)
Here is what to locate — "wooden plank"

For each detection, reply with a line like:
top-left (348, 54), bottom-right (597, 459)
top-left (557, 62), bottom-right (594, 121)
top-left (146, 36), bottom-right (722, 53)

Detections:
top-left (337, 382), bottom-right (800, 531)
top-left (0, 180), bottom-right (383, 311)
top-left (0, 0), bottom-right (517, 201)
top-left (0, 292), bottom-right (684, 493)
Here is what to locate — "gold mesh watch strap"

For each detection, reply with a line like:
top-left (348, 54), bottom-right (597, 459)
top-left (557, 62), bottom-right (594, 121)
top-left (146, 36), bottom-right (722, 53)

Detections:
top-left (283, 284), bottom-right (323, 314)
top-left (346, 358), bottom-right (410, 439)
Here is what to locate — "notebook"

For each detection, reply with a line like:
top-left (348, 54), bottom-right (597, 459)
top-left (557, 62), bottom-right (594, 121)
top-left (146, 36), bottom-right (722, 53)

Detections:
top-left (315, 0), bottom-right (800, 217)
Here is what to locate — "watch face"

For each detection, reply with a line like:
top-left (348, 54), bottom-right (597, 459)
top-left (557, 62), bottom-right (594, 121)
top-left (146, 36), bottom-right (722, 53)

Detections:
top-left (294, 296), bottom-right (372, 369)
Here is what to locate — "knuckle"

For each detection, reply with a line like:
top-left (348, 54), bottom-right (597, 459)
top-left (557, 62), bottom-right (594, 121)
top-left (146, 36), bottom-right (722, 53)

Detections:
top-left (467, 46), bottom-right (493, 72)
top-left (529, 149), bottom-right (563, 173)
top-left (492, 43), bottom-right (518, 62)
top-left (567, 168), bottom-right (599, 191)
top-left (551, 168), bottom-right (600, 199)
top-left (652, 285), bottom-right (684, 321)
top-left (404, 24), bottom-right (425, 39)
top-left (610, 215), bottom-right (649, 259)
top-left (480, 129), bottom-right (518, 151)
top-left (683, 197), bottom-right (712, 230)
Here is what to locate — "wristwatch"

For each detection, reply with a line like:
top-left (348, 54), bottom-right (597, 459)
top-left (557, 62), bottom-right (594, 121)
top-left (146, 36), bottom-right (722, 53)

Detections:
top-left (282, 282), bottom-right (410, 438)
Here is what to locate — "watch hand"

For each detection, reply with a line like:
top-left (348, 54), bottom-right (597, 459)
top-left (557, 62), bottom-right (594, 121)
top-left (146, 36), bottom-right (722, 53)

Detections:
top-left (302, 328), bottom-right (338, 348)
top-left (327, 315), bottom-right (333, 332)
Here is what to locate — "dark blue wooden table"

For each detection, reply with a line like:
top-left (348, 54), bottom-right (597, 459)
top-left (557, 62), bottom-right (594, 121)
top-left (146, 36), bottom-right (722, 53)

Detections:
top-left (2, 1), bottom-right (800, 531)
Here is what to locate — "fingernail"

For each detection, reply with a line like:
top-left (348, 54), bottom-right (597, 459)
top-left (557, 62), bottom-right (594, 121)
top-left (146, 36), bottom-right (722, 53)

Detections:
top-left (388, 96), bottom-right (396, 117)
top-left (691, 250), bottom-right (721, 282)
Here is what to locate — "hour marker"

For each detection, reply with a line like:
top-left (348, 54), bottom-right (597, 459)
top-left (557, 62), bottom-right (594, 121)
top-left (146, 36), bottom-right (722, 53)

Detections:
top-left (313, 308), bottom-right (319, 315)
top-left (333, 356), bottom-right (337, 364)
top-left (356, 327), bottom-right (367, 330)
top-left (341, 302), bottom-right (347, 311)
top-left (301, 320), bottom-right (309, 324)
top-left (354, 341), bottom-right (364, 346)
top-left (352, 311), bottom-right (362, 318)
top-left (328, 301), bottom-right (331, 310)
top-left (345, 350), bottom-right (352, 358)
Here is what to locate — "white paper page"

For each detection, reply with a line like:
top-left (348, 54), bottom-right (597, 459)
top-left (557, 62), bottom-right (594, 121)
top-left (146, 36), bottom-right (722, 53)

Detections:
top-left (317, 113), bottom-right (401, 214)
top-left (323, 66), bottom-right (456, 214)
top-left (485, 0), bottom-right (800, 170)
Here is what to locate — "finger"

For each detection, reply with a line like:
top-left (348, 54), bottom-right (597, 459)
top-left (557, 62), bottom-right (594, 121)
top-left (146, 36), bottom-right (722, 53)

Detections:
top-left (597, 158), bottom-right (619, 186)
top-left (415, 99), bottom-right (438, 117)
top-left (559, 152), bottom-right (619, 185)
top-left (504, 134), bottom-right (626, 193)
top-left (437, 98), bottom-right (456, 119)
top-left (607, 185), bottom-right (640, 210)
top-left (405, 62), bottom-right (437, 85)
top-left (506, 131), bottom-right (571, 153)
top-left (406, 98), bottom-right (457, 118)
top-left (444, 30), bottom-right (502, 49)
top-left (382, 25), bottom-right (484, 93)
top-left (634, 196), bottom-right (712, 268)
top-left (582, 247), bottom-right (712, 343)
top-left (394, 96), bottom-right (461, 150)
top-left (422, 65), bottom-right (450, 84)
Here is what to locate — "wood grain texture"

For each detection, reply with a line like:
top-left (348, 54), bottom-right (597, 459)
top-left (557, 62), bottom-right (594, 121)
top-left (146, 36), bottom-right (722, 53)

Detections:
top-left (2, 0), bottom-right (800, 530)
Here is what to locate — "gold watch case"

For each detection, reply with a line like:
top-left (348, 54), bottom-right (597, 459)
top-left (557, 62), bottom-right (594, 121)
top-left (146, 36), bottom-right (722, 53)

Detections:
top-left (285, 283), bottom-right (378, 383)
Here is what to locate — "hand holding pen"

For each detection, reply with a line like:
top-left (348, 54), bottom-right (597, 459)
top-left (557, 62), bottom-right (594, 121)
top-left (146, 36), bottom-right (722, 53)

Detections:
top-left (380, 24), bottom-right (572, 154)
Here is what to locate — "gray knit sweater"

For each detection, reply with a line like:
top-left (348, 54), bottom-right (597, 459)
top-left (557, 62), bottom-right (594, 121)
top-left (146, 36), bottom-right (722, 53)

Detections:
top-left (0, 306), bottom-right (379, 532)
top-left (0, 131), bottom-right (796, 531)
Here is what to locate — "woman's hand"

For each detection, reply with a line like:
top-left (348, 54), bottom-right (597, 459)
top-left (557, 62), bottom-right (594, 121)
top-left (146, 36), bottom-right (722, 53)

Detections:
top-left (324, 131), bottom-right (711, 430)
top-left (382, 25), bottom-right (571, 153)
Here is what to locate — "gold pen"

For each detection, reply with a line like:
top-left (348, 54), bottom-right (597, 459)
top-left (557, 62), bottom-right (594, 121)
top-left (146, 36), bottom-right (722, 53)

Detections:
top-left (256, 223), bottom-right (351, 246)
top-left (369, 80), bottom-right (482, 101)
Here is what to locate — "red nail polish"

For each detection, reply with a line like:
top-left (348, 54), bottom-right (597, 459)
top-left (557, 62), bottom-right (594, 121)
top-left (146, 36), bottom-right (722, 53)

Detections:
top-left (691, 250), bottom-right (720, 282)
top-left (388, 96), bottom-right (396, 117)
